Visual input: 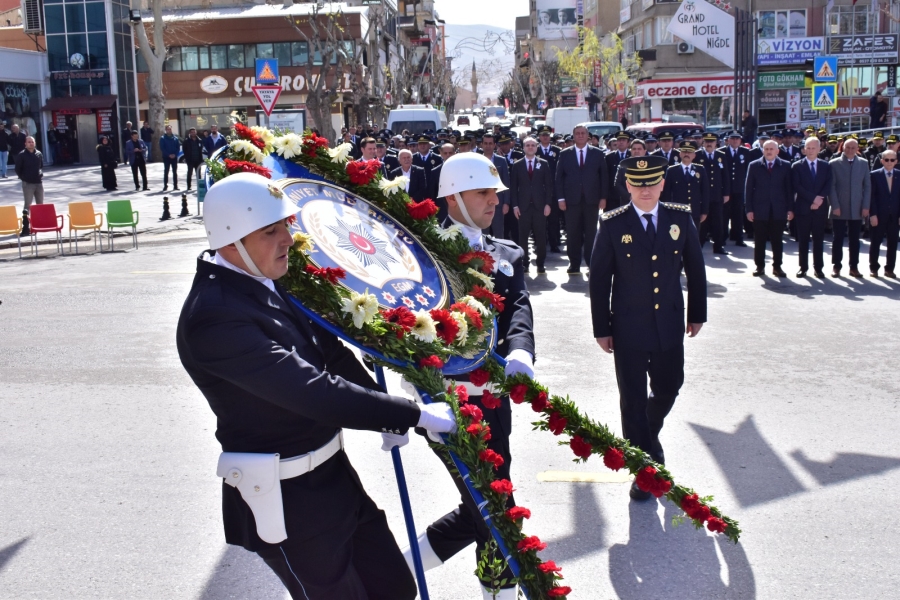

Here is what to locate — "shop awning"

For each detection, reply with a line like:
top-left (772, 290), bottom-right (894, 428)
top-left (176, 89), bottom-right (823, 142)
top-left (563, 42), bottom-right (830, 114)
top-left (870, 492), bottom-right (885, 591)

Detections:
top-left (41, 95), bottom-right (117, 112)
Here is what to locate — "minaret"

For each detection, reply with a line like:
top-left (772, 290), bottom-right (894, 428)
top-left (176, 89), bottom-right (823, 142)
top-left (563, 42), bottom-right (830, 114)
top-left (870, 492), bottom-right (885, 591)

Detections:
top-left (470, 60), bottom-right (478, 107)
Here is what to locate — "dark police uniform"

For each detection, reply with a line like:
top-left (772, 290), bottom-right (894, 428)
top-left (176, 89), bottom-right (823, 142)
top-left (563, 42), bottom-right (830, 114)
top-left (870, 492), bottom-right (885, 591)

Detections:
top-left (589, 155), bottom-right (707, 483)
top-left (661, 150), bottom-right (710, 232)
top-left (177, 256), bottom-right (421, 600)
top-left (694, 141), bottom-right (731, 252)
top-left (722, 136), bottom-right (751, 244)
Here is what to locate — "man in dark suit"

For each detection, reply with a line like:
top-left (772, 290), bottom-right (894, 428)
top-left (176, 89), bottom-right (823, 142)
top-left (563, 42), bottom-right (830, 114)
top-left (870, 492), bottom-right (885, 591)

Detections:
top-left (745, 140), bottom-right (794, 277)
top-left (202, 123), bottom-right (228, 156)
top-left (390, 149), bottom-right (428, 202)
top-left (536, 126), bottom-right (563, 252)
top-left (695, 133), bottom-right (731, 253)
top-left (651, 132), bottom-right (680, 166)
top-left (555, 125), bottom-right (608, 274)
top-left (590, 155), bottom-right (707, 500)
top-left (722, 131), bottom-right (750, 246)
top-left (177, 173), bottom-right (456, 600)
top-left (605, 131), bottom-right (632, 210)
top-left (869, 149), bottom-right (900, 278)
top-left (791, 137), bottom-right (833, 278)
top-left (480, 132), bottom-right (511, 239)
top-left (661, 141), bottom-right (709, 232)
top-left (510, 137), bottom-right (553, 272)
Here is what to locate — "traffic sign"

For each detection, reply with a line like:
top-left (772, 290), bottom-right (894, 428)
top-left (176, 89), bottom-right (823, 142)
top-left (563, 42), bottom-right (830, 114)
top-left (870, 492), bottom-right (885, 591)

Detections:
top-left (886, 87), bottom-right (897, 97)
top-left (251, 85), bottom-right (282, 116)
top-left (255, 58), bottom-right (279, 85)
top-left (813, 56), bottom-right (837, 82)
top-left (811, 83), bottom-right (837, 110)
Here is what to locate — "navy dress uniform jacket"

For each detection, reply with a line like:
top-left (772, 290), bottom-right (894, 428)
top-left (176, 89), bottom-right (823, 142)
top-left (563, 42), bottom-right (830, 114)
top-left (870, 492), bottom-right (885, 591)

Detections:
top-left (694, 149), bottom-right (731, 201)
top-left (176, 257), bottom-right (421, 551)
top-left (721, 146), bottom-right (750, 195)
top-left (660, 164), bottom-right (710, 219)
top-left (651, 148), bottom-right (680, 167)
top-left (589, 203), bottom-right (707, 352)
top-left (744, 157), bottom-right (794, 220)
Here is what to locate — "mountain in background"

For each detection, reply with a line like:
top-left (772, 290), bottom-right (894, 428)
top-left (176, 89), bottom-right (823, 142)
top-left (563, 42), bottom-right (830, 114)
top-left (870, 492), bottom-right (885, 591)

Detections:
top-left (443, 23), bottom-right (515, 101)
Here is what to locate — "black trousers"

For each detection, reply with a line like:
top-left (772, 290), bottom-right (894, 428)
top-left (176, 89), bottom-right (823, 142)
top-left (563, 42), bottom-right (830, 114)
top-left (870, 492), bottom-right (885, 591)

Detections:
top-left (699, 201), bottom-right (725, 249)
top-left (256, 493), bottom-right (416, 600)
top-left (163, 156), bottom-right (179, 187)
top-left (504, 208), bottom-right (519, 244)
top-left (546, 199), bottom-right (562, 249)
top-left (426, 392), bottom-right (516, 587)
top-left (753, 217), bottom-right (786, 268)
top-left (726, 194), bottom-right (745, 243)
top-left (613, 344), bottom-right (685, 464)
top-left (832, 219), bottom-right (862, 269)
top-left (563, 200), bottom-right (600, 269)
top-left (869, 214), bottom-right (899, 272)
top-left (795, 208), bottom-right (828, 271)
top-left (131, 160), bottom-right (147, 188)
top-left (518, 205), bottom-right (548, 268)
top-left (185, 162), bottom-right (202, 188)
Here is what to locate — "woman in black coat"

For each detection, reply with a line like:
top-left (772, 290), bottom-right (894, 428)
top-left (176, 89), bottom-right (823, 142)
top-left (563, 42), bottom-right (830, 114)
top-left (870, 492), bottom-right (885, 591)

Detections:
top-left (97, 135), bottom-right (117, 191)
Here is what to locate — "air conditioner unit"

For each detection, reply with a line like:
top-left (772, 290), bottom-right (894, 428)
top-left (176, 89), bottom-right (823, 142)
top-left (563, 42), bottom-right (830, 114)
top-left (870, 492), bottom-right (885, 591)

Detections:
top-left (677, 41), bottom-right (694, 55)
top-left (21, 0), bottom-right (42, 33)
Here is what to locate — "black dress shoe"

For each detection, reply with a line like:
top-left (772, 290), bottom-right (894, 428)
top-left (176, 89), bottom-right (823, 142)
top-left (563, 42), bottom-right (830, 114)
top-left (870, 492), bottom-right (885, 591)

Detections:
top-left (773, 267), bottom-right (787, 277)
top-left (849, 268), bottom-right (863, 278)
top-left (752, 268), bottom-right (763, 277)
top-left (173, 186), bottom-right (180, 190)
top-left (735, 241), bottom-right (748, 247)
top-left (832, 268), bottom-right (841, 278)
top-left (886, 270), bottom-right (897, 278)
top-left (537, 266), bottom-right (546, 274)
top-left (163, 185), bottom-right (168, 191)
top-left (796, 270), bottom-right (807, 277)
top-left (629, 482), bottom-right (652, 501)
top-left (713, 248), bottom-right (729, 255)
top-left (814, 269), bottom-right (825, 278)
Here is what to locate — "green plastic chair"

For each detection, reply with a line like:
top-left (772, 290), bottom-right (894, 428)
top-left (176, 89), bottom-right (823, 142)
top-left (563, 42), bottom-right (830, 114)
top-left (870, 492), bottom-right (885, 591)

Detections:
top-left (107, 200), bottom-right (139, 251)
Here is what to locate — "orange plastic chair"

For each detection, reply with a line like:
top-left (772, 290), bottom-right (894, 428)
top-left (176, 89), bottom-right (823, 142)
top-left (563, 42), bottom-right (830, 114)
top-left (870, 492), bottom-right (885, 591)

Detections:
top-left (28, 204), bottom-right (65, 256)
top-left (0, 205), bottom-right (23, 258)
top-left (68, 201), bottom-right (104, 254)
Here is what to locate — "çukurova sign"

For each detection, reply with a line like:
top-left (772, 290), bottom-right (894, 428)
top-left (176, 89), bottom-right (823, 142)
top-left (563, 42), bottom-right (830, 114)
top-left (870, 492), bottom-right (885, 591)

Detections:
top-left (666, 0), bottom-right (735, 69)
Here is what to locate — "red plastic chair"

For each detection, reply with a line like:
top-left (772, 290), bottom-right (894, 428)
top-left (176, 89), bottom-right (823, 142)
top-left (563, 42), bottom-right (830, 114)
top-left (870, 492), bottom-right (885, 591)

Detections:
top-left (28, 204), bottom-right (65, 256)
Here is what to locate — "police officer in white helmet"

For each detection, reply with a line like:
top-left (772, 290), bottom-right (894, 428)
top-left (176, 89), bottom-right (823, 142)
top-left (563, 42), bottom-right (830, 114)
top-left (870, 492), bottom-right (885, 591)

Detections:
top-left (399, 153), bottom-right (536, 599)
top-left (176, 172), bottom-right (456, 599)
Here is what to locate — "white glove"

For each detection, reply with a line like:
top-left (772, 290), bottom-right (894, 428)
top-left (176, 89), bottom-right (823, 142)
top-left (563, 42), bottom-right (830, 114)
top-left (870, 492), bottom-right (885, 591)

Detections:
top-left (504, 348), bottom-right (534, 379)
top-left (416, 402), bottom-right (457, 433)
top-left (381, 431), bottom-right (409, 452)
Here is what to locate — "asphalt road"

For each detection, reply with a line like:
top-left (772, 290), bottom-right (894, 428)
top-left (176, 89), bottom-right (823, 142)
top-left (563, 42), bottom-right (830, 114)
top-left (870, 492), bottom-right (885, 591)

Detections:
top-left (1, 215), bottom-right (900, 599)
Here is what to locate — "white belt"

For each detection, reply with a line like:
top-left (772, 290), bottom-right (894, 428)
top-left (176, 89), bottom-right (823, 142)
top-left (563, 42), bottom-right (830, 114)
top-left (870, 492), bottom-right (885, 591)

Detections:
top-left (279, 430), bottom-right (344, 480)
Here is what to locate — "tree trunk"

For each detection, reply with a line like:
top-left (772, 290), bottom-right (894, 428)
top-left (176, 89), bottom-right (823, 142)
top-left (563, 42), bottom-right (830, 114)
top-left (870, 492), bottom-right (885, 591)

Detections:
top-left (132, 0), bottom-right (166, 162)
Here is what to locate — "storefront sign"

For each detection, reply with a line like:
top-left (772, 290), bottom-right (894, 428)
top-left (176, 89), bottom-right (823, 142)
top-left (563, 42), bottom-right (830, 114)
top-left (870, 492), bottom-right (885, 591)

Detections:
top-left (667, 0), bottom-right (735, 69)
top-left (638, 76), bottom-right (735, 99)
top-left (785, 89), bottom-right (801, 127)
top-left (96, 108), bottom-right (114, 134)
top-left (560, 94), bottom-right (578, 107)
top-left (54, 108), bottom-right (92, 115)
top-left (757, 37), bottom-right (824, 66)
top-left (759, 89), bottom-right (787, 108)
top-left (200, 75), bottom-right (229, 94)
top-left (230, 73), bottom-right (353, 96)
top-left (757, 71), bottom-right (806, 90)
top-left (825, 98), bottom-right (870, 116)
top-left (620, 4), bottom-right (631, 23)
top-left (51, 111), bottom-right (68, 131)
top-left (829, 35), bottom-right (899, 66)
top-left (51, 70), bottom-right (108, 81)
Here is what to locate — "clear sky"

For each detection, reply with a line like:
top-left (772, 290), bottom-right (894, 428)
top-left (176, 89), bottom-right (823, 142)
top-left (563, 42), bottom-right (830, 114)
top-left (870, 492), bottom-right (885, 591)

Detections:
top-left (434, 0), bottom-right (525, 32)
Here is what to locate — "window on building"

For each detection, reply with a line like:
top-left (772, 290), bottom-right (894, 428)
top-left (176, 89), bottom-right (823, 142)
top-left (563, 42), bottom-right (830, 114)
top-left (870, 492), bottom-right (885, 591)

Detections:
top-left (625, 34), bottom-right (635, 55)
top-left (210, 45), bottom-right (227, 69)
top-left (47, 35), bottom-right (68, 71)
top-left (166, 47), bottom-right (182, 71)
top-left (85, 2), bottom-right (105, 32)
top-left (656, 17), bottom-right (673, 45)
top-left (182, 46), bottom-right (199, 70)
top-left (643, 20), bottom-right (653, 47)
top-left (828, 5), bottom-right (877, 35)
top-left (256, 43), bottom-right (274, 59)
top-left (292, 41), bottom-right (309, 65)
top-left (244, 44), bottom-right (257, 65)
top-left (45, 5), bottom-right (65, 35)
top-left (87, 32), bottom-right (108, 69)
top-left (757, 10), bottom-right (807, 39)
top-left (635, 27), bottom-right (643, 50)
top-left (64, 4), bottom-right (85, 33)
top-left (274, 42), bottom-right (292, 66)
top-left (199, 46), bottom-right (209, 70)
top-left (228, 44), bottom-right (244, 69)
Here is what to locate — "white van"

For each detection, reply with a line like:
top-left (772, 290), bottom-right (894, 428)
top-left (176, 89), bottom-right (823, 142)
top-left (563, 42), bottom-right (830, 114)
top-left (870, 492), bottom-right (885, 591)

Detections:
top-left (387, 105), bottom-right (449, 135)
top-left (545, 107), bottom-right (590, 135)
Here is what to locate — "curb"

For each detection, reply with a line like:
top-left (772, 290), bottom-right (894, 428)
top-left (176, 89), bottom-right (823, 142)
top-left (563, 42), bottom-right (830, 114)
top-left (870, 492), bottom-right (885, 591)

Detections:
top-left (0, 217), bottom-right (204, 250)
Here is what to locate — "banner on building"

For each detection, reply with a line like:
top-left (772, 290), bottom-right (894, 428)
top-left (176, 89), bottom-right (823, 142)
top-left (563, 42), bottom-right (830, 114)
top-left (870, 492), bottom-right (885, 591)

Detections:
top-left (536, 0), bottom-right (578, 40)
top-left (666, 0), bottom-right (735, 69)
top-left (757, 71), bottom-right (806, 90)
top-left (829, 35), bottom-right (899, 66)
top-left (757, 37), bottom-right (824, 66)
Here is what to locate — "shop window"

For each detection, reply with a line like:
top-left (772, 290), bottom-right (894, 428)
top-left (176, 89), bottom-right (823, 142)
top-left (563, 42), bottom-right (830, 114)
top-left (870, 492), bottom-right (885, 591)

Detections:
top-left (47, 34), bottom-right (68, 71)
top-left (274, 42), bottom-right (292, 66)
top-left (65, 3), bottom-right (86, 33)
top-left (67, 33), bottom-right (88, 62)
top-left (199, 46), bottom-right (209, 70)
top-left (256, 43), bottom-right (274, 59)
top-left (85, 2), bottom-right (105, 32)
top-left (758, 10), bottom-right (807, 39)
top-left (166, 47), bottom-right (182, 71)
top-left (45, 5), bottom-right (65, 34)
top-left (227, 44), bottom-right (244, 69)
top-left (211, 45), bottom-right (228, 69)
top-left (182, 46), bottom-right (199, 70)
top-left (291, 41), bottom-right (309, 65)
top-left (656, 16), bottom-right (673, 45)
top-left (244, 44), bottom-right (257, 65)
top-left (87, 32), bottom-right (108, 68)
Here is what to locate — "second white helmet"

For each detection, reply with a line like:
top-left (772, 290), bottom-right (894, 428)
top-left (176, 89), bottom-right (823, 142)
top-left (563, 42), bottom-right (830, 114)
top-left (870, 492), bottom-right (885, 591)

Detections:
top-left (204, 172), bottom-right (298, 250)
top-left (437, 152), bottom-right (508, 199)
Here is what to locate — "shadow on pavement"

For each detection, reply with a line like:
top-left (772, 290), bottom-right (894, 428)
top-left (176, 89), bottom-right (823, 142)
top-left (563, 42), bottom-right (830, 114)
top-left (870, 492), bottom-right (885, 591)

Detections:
top-left (0, 537), bottom-right (29, 573)
top-left (199, 544), bottom-right (285, 599)
top-left (759, 275), bottom-right (900, 301)
top-left (691, 415), bottom-right (807, 507)
top-left (790, 450), bottom-right (900, 486)
top-left (609, 501), bottom-right (756, 599)
top-left (525, 273), bottom-right (558, 295)
top-left (543, 483), bottom-right (607, 562)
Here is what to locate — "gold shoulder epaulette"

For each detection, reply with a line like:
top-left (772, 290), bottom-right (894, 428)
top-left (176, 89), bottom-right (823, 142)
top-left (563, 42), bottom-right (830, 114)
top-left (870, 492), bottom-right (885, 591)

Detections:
top-left (601, 203), bottom-right (631, 220)
top-left (660, 202), bottom-right (692, 213)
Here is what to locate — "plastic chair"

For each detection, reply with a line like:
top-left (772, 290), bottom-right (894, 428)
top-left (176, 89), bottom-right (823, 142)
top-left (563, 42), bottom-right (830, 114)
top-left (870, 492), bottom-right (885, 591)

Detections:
top-left (107, 200), bottom-right (139, 251)
top-left (0, 205), bottom-right (23, 258)
top-left (68, 201), bottom-right (104, 254)
top-left (28, 204), bottom-right (65, 256)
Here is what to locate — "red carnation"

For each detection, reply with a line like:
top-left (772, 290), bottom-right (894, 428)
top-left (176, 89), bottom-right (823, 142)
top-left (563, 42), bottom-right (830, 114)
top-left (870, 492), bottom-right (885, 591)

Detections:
top-left (304, 134), bottom-right (329, 149)
top-left (346, 159), bottom-right (380, 186)
top-left (449, 383), bottom-right (470, 404)
top-left (450, 302), bottom-right (484, 330)
top-left (509, 383), bottom-right (528, 404)
top-left (419, 355), bottom-right (444, 369)
top-left (548, 586), bottom-right (572, 598)
top-left (516, 535), bottom-right (547, 553)
top-left (406, 199), bottom-right (439, 220)
top-left (537, 560), bottom-right (562, 574)
top-left (569, 435), bottom-right (593, 459)
top-left (458, 250), bottom-right (496, 274)
top-left (680, 493), bottom-right (701, 515)
top-left (505, 506), bottom-right (532, 521)
top-left (224, 159), bottom-right (272, 178)
top-left (693, 504), bottom-right (712, 522)
top-left (651, 477), bottom-right (672, 498)
top-left (471, 285), bottom-right (505, 313)
top-left (382, 306), bottom-right (416, 333)
top-left (466, 422), bottom-right (491, 439)
top-left (531, 391), bottom-right (550, 413)
top-left (479, 449), bottom-right (505, 470)
top-left (548, 412), bottom-right (567, 436)
top-left (634, 466), bottom-right (658, 492)
top-left (459, 403), bottom-right (483, 423)
top-left (706, 516), bottom-right (727, 534)
top-left (481, 390), bottom-right (502, 410)
top-left (304, 264), bottom-right (346, 284)
top-left (469, 368), bottom-right (491, 387)
top-left (490, 479), bottom-right (514, 495)
top-left (234, 122), bottom-right (265, 149)
top-left (430, 309), bottom-right (460, 346)
top-left (603, 447), bottom-right (626, 471)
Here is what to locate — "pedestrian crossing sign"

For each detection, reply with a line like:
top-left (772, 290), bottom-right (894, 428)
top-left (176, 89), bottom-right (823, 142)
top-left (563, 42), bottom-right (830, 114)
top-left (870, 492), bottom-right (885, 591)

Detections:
top-left (814, 56), bottom-right (838, 83)
top-left (811, 83), bottom-right (837, 110)
top-left (255, 59), bottom-right (279, 85)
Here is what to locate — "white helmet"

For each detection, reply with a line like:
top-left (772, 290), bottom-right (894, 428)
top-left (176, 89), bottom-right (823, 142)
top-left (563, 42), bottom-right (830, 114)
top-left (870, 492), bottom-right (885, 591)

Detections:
top-left (204, 173), bottom-right (298, 275)
top-left (437, 153), bottom-right (508, 229)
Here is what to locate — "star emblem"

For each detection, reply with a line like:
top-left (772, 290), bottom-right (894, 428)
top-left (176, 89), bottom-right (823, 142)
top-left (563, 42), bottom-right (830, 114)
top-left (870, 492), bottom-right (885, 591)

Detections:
top-left (422, 285), bottom-right (436, 298)
top-left (382, 291), bottom-right (397, 304)
top-left (402, 296), bottom-right (415, 309)
top-left (415, 294), bottom-right (428, 305)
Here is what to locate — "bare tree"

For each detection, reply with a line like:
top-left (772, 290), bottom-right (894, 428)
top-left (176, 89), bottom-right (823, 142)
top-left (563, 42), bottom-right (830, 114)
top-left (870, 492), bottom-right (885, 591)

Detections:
top-left (131, 0), bottom-right (166, 161)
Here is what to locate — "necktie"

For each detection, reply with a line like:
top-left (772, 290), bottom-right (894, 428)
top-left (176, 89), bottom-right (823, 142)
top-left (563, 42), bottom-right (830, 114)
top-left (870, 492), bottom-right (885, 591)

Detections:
top-left (528, 160), bottom-right (533, 177)
top-left (579, 149), bottom-right (584, 167)
top-left (888, 171), bottom-right (893, 191)
top-left (685, 167), bottom-right (691, 177)
top-left (767, 162), bottom-right (773, 173)
top-left (643, 213), bottom-right (656, 244)
top-left (810, 161), bottom-right (816, 178)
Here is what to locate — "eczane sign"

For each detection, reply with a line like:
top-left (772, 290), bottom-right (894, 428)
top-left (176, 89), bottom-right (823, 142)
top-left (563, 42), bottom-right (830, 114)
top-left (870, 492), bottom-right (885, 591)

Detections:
top-left (667, 0), bottom-right (736, 69)
top-left (639, 76), bottom-right (735, 99)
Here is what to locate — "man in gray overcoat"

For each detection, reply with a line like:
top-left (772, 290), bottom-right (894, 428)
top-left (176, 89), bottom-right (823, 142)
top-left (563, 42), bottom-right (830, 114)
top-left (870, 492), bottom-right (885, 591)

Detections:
top-left (829, 138), bottom-right (871, 277)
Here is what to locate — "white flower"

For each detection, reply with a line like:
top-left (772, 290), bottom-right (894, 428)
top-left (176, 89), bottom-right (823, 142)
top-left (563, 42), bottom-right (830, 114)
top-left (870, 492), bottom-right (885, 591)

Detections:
top-left (273, 133), bottom-right (305, 159)
top-left (436, 224), bottom-right (462, 241)
top-left (410, 310), bottom-right (437, 343)
top-left (451, 311), bottom-right (469, 344)
top-left (229, 139), bottom-right (266, 164)
top-left (340, 290), bottom-right (379, 329)
top-left (457, 295), bottom-right (490, 316)
top-left (466, 268), bottom-right (495, 291)
top-left (250, 126), bottom-right (275, 150)
top-left (379, 176), bottom-right (407, 197)
top-left (327, 142), bottom-right (353, 164)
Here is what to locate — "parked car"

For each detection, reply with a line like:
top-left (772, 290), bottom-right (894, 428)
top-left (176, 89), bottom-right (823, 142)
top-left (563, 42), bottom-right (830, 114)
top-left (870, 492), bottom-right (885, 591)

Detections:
top-left (626, 122), bottom-right (705, 139)
top-left (577, 121), bottom-right (623, 144)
